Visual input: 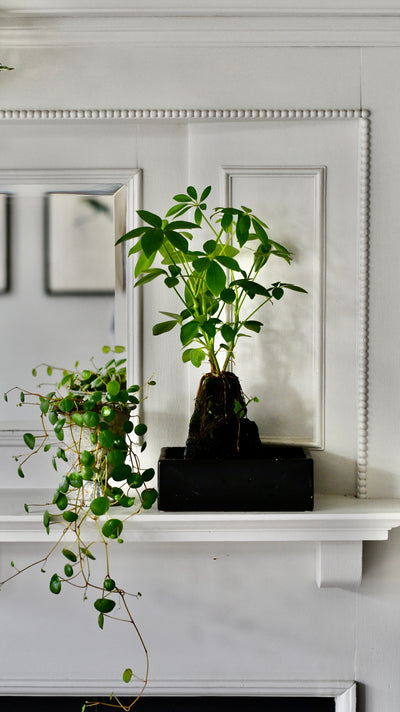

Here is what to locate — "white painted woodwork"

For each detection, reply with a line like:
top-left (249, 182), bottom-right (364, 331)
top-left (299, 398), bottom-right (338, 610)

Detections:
top-left (2, 492), bottom-right (400, 589)
top-left (1, 5), bottom-right (400, 711)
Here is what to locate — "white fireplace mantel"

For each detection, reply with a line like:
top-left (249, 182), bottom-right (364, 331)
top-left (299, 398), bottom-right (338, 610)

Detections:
top-left (1, 491), bottom-right (400, 589)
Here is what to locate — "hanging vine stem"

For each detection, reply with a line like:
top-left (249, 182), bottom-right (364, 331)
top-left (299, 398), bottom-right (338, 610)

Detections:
top-left (1, 347), bottom-right (158, 711)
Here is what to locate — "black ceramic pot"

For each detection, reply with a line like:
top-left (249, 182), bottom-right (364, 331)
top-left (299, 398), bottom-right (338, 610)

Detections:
top-left (157, 444), bottom-right (313, 512)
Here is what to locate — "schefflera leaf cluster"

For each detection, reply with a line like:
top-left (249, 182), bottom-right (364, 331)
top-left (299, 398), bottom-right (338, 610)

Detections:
top-left (117, 186), bottom-right (307, 375)
top-left (2, 346), bottom-right (157, 711)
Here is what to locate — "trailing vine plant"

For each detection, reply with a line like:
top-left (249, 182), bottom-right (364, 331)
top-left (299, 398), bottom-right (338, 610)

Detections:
top-left (1, 346), bottom-right (158, 711)
top-left (116, 186), bottom-right (307, 458)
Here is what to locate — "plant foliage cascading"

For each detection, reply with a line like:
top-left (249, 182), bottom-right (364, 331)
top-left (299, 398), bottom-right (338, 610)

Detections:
top-left (117, 187), bottom-right (306, 458)
top-left (2, 347), bottom-right (157, 711)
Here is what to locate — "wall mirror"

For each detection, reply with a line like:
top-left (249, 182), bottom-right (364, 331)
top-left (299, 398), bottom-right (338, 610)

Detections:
top-left (0, 169), bottom-right (140, 439)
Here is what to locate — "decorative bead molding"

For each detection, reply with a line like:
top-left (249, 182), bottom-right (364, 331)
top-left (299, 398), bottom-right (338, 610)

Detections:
top-left (0, 108), bottom-right (371, 498)
top-left (0, 108), bottom-right (370, 121)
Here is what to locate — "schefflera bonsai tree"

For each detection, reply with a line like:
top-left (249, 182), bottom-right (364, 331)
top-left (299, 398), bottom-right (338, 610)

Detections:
top-left (2, 346), bottom-right (157, 711)
top-left (117, 187), bottom-right (306, 459)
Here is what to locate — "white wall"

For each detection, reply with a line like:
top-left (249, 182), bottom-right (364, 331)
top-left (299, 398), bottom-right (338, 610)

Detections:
top-left (1, 3), bottom-right (400, 711)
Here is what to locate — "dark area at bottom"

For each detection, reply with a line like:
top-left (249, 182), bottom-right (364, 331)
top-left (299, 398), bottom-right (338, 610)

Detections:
top-left (0, 696), bottom-right (335, 711)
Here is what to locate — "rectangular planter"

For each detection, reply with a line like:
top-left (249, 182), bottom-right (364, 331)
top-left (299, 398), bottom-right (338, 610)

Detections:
top-left (158, 445), bottom-right (313, 512)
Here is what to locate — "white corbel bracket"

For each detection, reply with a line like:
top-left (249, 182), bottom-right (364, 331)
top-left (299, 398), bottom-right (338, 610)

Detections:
top-left (316, 541), bottom-right (363, 588)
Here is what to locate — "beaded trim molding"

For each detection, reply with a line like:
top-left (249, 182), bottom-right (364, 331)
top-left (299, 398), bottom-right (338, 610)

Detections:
top-left (1, 108), bottom-right (371, 498)
top-left (0, 108), bottom-right (370, 121)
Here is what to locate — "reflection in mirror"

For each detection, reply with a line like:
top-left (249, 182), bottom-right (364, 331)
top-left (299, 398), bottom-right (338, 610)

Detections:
top-left (0, 184), bottom-right (128, 433)
top-left (0, 194), bottom-right (10, 293)
top-left (45, 190), bottom-right (126, 295)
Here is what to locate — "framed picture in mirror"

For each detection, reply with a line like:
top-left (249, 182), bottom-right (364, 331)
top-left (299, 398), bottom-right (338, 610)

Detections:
top-left (44, 192), bottom-right (120, 295)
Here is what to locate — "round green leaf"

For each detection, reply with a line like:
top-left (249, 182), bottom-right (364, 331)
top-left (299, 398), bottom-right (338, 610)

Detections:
top-left (103, 578), bottom-right (115, 591)
top-left (123, 669), bottom-right (133, 684)
top-left (98, 429), bottom-right (115, 449)
top-left (106, 381), bottom-right (120, 397)
top-left (101, 405), bottom-right (115, 422)
top-left (69, 472), bottom-right (83, 488)
top-left (23, 433), bottom-right (35, 450)
top-left (64, 564), bottom-right (73, 577)
top-left (111, 463), bottom-right (132, 482)
top-left (90, 496), bottom-right (110, 516)
top-left (101, 518), bottom-right (123, 539)
top-left (141, 488), bottom-right (158, 510)
top-left (94, 598), bottom-right (116, 613)
top-left (142, 468), bottom-right (155, 482)
top-left (48, 410), bottom-right (58, 426)
top-left (58, 397), bottom-right (74, 413)
top-left (83, 411), bottom-right (100, 428)
top-left (49, 573), bottom-right (61, 595)
top-left (127, 472), bottom-right (144, 488)
top-left (72, 412), bottom-right (84, 427)
top-left (113, 435), bottom-right (127, 450)
top-left (134, 423), bottom-right (147, 437)
top-left (107, 449), bottom-right (126, 467)
top-left (81, 467), bottom-right (94, 481)
top-left (55, 493), bottom-right (68, 511)
top-left (63, 510), bottom-right (79, 523)
top-left (80, 450), bottom-right (95, 467)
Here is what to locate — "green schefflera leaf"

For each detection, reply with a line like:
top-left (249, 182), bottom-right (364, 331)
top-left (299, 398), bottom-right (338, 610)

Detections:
top-left (23, 433), bottom-right (35, 450)
top-left (206, 261), bottom-right (226, 296)
top-left (153, 320), bottom-right (177, 336)
top-left (180, 320), bottom-right (200, 347)
top-left (221, 324), bottom-right (235, 343)
top-left (243, 320), bottom-right (263, 333)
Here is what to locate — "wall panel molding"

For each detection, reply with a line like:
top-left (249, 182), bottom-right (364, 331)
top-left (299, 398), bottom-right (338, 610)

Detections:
top-left (0, 108), bottom-right (371, 497)
top-left (222, 166), bottom-right (326, 449)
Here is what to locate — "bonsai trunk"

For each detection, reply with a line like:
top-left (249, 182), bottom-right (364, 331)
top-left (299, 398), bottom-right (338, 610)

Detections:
top-left (184, 371), bottom-right (263, 459)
